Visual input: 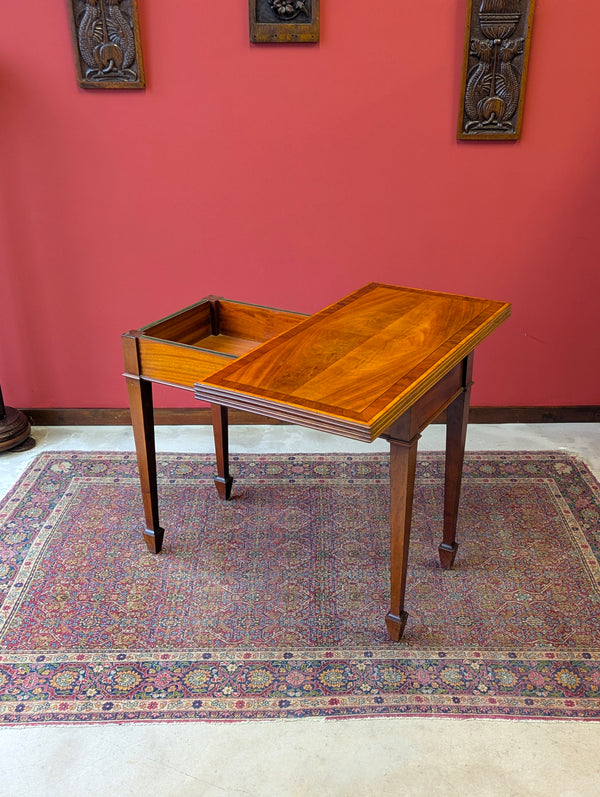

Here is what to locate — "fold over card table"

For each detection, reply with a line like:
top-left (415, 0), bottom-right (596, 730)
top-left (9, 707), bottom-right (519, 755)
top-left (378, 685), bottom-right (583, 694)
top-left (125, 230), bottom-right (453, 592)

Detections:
top-left (123, 283), bottom-right (510, 641)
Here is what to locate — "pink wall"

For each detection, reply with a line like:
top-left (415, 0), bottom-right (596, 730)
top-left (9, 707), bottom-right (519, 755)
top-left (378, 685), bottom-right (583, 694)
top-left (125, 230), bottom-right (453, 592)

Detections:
top-left (2, 2), bottom-right (599, 410)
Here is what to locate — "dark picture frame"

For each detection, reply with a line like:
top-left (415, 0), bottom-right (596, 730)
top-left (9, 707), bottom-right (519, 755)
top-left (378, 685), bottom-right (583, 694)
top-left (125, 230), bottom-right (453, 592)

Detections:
top-left (249, 0), bottom-right (320, 43)
top-left (457, 0), bottom-right (535, 140)
top-left (66, 0), bottom-right (145, 89)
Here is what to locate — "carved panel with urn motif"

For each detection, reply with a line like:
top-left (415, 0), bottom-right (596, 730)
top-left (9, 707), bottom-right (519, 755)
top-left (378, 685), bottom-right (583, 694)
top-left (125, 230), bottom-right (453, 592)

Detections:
top-left (458, 0), bottom-right (535, 140)
top-left (66, 0), bottom-right (145, 89)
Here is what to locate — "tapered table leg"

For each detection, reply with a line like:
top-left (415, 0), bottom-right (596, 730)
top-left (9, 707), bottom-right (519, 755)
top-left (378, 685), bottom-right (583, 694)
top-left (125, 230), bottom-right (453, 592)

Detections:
top-left (385, 433), bottom-right (420, 642)
top-left (439, 355), bottom-right (473, 569)
top-left (125, 376), bottom-right (164, 553)
top-left (211, 404), bottom-right (233, 500)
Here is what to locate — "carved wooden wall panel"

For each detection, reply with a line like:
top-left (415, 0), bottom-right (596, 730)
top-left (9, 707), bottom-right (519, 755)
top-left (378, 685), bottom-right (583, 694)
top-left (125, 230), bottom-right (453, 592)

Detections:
top-left (249, 0), bottom-right (320, 43)
top-left (458, 0), bottom-right (535, 140)
top-left (67, 0), bottom-right (145, 89)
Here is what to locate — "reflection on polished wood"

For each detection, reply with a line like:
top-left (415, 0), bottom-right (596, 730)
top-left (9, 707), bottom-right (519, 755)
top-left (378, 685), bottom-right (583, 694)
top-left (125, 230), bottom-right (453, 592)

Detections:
top-left (196, 284), bottom-right (510, 441)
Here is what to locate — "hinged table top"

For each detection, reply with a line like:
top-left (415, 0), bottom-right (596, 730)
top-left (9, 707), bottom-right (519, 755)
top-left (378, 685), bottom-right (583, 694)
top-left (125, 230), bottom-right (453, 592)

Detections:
top-left (195, 283), bottom-right (510, 441)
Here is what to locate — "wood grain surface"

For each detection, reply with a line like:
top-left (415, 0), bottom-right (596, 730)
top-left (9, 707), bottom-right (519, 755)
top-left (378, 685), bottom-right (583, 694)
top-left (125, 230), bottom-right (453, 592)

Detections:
top-left (195, 284), bottom-right (511, 440)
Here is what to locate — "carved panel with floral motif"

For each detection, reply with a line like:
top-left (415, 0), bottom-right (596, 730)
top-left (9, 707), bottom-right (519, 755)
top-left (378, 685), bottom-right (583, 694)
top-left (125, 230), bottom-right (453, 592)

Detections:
top-left (67, 0), bottom-right (145, 89)
top-left (249, 0), bottom-right (319, 43)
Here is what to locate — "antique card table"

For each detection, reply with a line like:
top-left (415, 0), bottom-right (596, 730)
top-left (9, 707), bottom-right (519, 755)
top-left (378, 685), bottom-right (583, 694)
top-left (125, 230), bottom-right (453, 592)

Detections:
top-left (122, 283), bottom-right (510, 641)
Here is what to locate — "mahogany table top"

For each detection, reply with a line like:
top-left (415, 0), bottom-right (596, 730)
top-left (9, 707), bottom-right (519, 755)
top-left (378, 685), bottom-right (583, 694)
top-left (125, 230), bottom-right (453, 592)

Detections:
top-left (195, 283), bottom-right (510, 442)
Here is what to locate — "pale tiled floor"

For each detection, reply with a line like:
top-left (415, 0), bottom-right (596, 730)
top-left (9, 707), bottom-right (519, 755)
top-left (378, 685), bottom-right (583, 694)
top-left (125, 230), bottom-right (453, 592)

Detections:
top-left (1, 423), bottom-right (600, 796)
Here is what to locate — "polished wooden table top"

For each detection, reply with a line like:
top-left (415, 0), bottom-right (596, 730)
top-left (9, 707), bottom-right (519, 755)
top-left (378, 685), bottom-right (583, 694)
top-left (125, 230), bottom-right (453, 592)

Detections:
top-left (195, 283), bottom-right (511, 441)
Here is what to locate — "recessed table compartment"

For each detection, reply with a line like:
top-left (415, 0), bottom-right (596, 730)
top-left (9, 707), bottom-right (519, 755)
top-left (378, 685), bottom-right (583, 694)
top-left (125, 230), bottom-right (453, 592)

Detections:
top-left (125, 297), bottom-right (307, 390)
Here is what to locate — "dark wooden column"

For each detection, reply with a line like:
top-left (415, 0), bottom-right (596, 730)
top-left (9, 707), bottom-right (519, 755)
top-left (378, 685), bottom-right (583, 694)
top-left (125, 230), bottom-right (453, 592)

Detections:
top-left (211, 403), bottom-right (233, 499)
top-left (439, 353), bottom-right (474, 568)
top-left (0, 385), bottom-right (34, 453)
top-left (381, 354), bottom-right (474, 640)
top-left (122, 332), bottom-right (164, 553)
top-left (385, 414), bottom-right (420, 642)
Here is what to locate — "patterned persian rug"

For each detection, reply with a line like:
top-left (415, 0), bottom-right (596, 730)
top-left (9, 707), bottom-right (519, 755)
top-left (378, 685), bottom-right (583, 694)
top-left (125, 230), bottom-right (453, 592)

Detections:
top-left (1, 451), bottom-right (599, 725)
